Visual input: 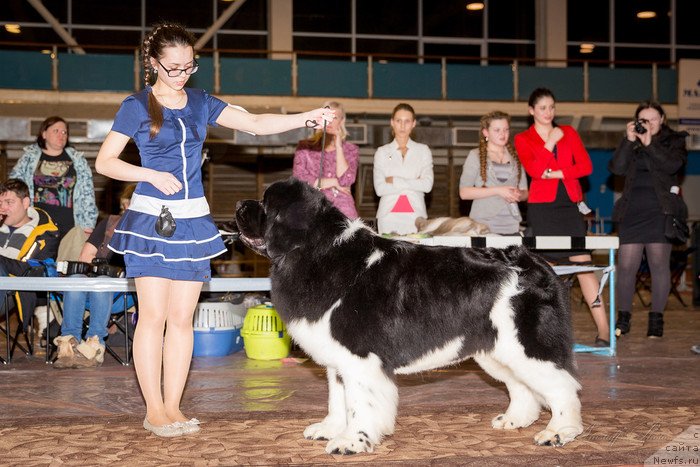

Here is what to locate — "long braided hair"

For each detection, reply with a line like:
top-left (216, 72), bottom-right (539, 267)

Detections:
top-left (478, 111), bottom-right (522, 188)
top-left (142, 22), bottom-right (196, 139)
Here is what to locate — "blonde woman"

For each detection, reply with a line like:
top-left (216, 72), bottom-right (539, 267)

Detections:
top-left (459, 111), bottom-right (528, 235)
top-left (293, 101), bottom-right (359, 219)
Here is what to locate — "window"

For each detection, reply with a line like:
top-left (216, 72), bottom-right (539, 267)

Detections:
top-left (423, 0), bottom-right (483, 38)
top-left (568, 0), bottom-right (609, 42)
top-left (357, 0), bottom-right (417, 35)
top-left (72, 0), bottom-right (141, 26)
top-left (614, 0), bottom-right (670, 45)
top-left (356, 39), bottom-right (416, 61)
top-left (676, 0), bottom-right (700, 46)
top-left (293, 1), bottom-right (351, 33)
top-left (145, 0), bottom-right (214, 30)
top-left (424, 43), bottom-right (481, 64)
top-left (488, 0), bottom-right (535, 40)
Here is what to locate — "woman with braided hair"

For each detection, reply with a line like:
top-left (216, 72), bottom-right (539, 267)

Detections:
top-left (459, 111), bottom-right (528, 235)
top-left (96, 22), bottom-right (334, 438)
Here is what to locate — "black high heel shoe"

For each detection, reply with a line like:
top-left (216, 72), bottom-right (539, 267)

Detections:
top-left (615, 311), bottom-right (631, 337)
top-left (647, 312), bottom-right (664, 338)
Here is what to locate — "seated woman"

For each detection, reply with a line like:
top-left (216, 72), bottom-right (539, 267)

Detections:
top-left (293, 101), bottom-right (359, 219)
top-left (459, 111), bottom-right (528, 235)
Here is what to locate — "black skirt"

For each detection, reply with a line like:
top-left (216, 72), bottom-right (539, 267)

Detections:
top-left (527, 182), bottom-right (588, 261)
top-left (617, 169), bottom-right (668, 244)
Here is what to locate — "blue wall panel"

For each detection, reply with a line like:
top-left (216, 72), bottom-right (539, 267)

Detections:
top-left (298, 60), bottom-right (367, 98)
top-left (186, 56), bottom-right (214, 92)
top-left (447, 64), bottom-right (513, 100)
top-left (59, 53), bottom-right (134, 92)
top-left (373, 62), bottom-right (441, 99)
top-left (220, 58), bottom-right (291, 95)
top-left (518, 66), bottom-right (583, 101)
top-left (657, 68), bottom-right (677, 104)
top-left (589, 67), bottom-right (653, 102)
top-left (585, 149), bottom-right (615, 233)
top-left (0, 50), bottom-right (52, 90)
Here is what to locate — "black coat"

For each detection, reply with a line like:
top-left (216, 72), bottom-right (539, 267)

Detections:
top-left (608, 126), bottom-right (688, 223)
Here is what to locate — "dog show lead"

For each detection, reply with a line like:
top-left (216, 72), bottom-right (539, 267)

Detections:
top-left (95, 22), bottom-right (334, 438)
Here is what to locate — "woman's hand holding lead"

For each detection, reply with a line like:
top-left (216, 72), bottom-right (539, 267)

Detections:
top-left (306, 107), bottom-right (336, 128)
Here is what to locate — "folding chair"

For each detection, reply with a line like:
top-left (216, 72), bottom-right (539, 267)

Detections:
top-left (1, 271), bottom-right (47, 363)
top-left (669, 247), bottom-right (696, 307)
top-left (103, 292), bottom-right (137, 365)
top-left (0, 291), bottom-right (35, 363)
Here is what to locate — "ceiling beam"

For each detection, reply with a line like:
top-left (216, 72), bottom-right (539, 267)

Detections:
top-left (194, 0), bottom-right (248, 50)
top-left (26, 0), bottom-right (85, 54)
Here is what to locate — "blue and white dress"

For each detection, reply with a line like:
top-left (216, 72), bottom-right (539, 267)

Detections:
top-left (108, 86), bottom-right (228, 282)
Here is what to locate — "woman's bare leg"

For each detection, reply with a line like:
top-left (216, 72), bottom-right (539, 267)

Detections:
top-left (570, 254), bottom-right (610, 339)
top-left (163, 280), bottom-right (203, 423)
top-left (133, 277), bottom-right (172, 426)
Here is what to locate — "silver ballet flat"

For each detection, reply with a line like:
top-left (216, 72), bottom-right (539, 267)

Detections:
top-left (143, 417), bottom-right (185, 437)
top-left (174, 418), bottom-right (201, 435)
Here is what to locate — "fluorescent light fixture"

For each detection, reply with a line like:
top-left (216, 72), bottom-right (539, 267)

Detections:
top-left (466, 2), bottom-right (485, 11)
top-left (5, 24), bottom-right (21, 34)
top-left (636, 10), bottom-right (656, 19)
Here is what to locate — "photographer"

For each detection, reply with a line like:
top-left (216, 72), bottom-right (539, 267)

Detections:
top-left (608, 101), bottom-right (688, 339)
top-left (54, 184), bottom-right (135, 369)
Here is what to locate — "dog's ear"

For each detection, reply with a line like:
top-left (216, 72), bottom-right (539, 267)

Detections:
top-left (264, 178), bottom-right (326, 258)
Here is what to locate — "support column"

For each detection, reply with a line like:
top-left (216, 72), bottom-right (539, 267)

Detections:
top-left (535, 0), bottom-right (567, 67)
top-left (268, 0), bottom-right (293, 60)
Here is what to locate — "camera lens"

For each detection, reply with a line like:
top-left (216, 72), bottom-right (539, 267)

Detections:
top-left (634, 120), bottom-right (647, 134)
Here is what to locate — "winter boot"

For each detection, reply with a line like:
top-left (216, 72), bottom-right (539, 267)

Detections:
top-left (615, 311), bottom-right (632, 337)
top-left (647, 312), bottom-right (664, 338)
top-left (75, 336), bottom-right (105, 368)
top-left (53, 335), bottom-right (79, 369)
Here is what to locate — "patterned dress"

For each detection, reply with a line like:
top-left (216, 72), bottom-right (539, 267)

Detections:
top-left (108, 86), bottom-right (228, 281)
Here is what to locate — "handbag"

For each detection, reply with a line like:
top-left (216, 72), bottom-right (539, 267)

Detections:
top-left (155, 205), bottom-right (176, 237)
top-left (664, 215), bottom-right (689, 245)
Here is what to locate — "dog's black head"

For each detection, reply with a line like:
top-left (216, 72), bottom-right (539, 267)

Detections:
top-left (235, 177), bottom-right (341, 260)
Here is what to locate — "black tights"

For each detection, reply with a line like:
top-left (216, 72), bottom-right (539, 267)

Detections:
top-left (616, 243), bottom-right (672, 313)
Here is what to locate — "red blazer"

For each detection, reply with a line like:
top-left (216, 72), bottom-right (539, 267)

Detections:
top-left (514, 125), bottom-right (592, 203)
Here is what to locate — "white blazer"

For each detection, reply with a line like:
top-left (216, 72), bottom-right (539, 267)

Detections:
top-left (373, 138), bottom-right (434, 221)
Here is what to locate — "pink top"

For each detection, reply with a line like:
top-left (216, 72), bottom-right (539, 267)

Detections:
top-left (293, 140), bottom-right (360, 219)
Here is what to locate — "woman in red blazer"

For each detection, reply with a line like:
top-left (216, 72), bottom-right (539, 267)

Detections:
top-left (515, 88), bottom-right (609, 347)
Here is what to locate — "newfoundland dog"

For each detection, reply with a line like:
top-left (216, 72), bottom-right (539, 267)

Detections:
top-left (234, 177), bottom-right (582, 455)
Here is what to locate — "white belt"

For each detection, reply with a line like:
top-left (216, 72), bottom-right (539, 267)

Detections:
top-left (128, 193), bottom-right (211, 219)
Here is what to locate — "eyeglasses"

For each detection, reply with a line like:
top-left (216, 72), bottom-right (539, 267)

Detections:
top-left (156, 59), bottom-right (199, 77)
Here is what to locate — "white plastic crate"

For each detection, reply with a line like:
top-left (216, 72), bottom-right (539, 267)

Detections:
top-left (193, 302), bottom-right (245, 331)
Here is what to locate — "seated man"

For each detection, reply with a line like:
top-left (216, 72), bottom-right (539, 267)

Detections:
top-left (0, 178), bottom-right (60, 327)
top-left (54, 184), bottom-right (135, 369)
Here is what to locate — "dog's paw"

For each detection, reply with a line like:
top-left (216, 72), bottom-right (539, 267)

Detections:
top-left (325, 431), bottom-right (374, 455)
top-left (534, 425), bottom-right (582, 447)
top-left (304, 419), bottom-right (345, 441)
top-left (491, 411), bottom-right (539, 430)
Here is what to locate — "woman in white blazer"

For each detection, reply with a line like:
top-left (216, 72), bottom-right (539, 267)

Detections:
top-left (373, 103), bottom-right (434, 235)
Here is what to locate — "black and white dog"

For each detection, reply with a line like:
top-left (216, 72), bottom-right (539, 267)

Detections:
top-left (234, 178), bottom-right (583, 455)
